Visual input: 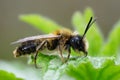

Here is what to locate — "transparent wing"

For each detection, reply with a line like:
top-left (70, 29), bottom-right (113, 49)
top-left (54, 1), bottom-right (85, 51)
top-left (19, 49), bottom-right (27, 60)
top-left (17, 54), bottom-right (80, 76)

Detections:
top-left (11, 34), bottom-right (61, 44)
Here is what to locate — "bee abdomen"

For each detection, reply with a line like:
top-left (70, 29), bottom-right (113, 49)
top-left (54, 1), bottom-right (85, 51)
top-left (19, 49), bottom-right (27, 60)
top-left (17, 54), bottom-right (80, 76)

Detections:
top-left (14, 43), bottom-right (37, 57)
top-left (21, 44), bottom-right (36, 54)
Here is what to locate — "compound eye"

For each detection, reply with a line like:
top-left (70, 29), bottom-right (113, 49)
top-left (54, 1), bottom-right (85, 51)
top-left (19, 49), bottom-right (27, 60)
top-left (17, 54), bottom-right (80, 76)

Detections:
top-left (75, 37), bottom-right (81, 45)
top-left (70, 39), bottom-right (75, 47)
top-left (70, 36), bottom-right (82, 49)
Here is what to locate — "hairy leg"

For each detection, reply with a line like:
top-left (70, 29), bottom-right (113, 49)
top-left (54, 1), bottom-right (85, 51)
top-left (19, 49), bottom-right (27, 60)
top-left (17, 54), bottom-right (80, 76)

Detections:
top-left (34, 40), bottom-right (47, 68)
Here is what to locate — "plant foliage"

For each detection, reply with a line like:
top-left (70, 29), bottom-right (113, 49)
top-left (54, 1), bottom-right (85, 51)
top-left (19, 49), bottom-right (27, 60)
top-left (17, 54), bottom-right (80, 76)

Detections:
top-left (1, 8), bottom-right (120, 80)
top-left (0, 70), bottom-right (23, 80)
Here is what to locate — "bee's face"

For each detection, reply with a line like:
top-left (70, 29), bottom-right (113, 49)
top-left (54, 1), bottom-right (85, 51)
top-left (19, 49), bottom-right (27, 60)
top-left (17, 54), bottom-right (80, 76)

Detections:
top-left (70, 35), bottom-right (88, 55)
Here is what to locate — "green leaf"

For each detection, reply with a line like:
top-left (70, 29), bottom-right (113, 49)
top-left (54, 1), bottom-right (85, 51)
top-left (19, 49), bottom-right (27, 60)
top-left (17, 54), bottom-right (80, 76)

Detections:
top-left (72, 11), bottom-right (84, 33)
top-left (0, 70), bottom-right (23, 80)
top-left (96, 59), bottom-right (120, 80)
top-left (0, 61), bottom-right (41, 80)
top-left (84, 8), bottom-right (95, 21)
top-left (66, 60), bottom-right (97, 80)
top-left (19, 14), bottom-right (61, 33)
top-left (31, 53), bottom-right (62, 76)
top-left (66, 57), bottom-right (120, 80)
top-left (101, 21), bottom-right (120, 56)
top-left (72, 8), bottom-right (103, 56)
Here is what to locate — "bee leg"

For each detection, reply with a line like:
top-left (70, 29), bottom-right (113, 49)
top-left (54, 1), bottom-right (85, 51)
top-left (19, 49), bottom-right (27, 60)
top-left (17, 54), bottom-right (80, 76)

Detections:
top-left (58, 45), bottom-right (65, 63)
top-left (34, 40), bottom-right (47, 68)
top-left (83, 51), bottom-right (88, 58)
top-left (66, 48), bottom-right (71, 61)
top-left (34, 51), bottom-right (39, 68)
top-left (66, 45), bottom-right (71, 62)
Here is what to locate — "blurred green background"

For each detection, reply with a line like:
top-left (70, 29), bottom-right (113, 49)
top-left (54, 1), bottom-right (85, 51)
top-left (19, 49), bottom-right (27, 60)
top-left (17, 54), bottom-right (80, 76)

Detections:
top-left (0, 0), bottom-right (120, 61)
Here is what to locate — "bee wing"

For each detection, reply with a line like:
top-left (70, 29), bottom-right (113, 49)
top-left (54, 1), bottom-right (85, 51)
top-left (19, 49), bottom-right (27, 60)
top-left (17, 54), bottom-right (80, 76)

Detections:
top-left (11, 34), bottom-right (61, 44)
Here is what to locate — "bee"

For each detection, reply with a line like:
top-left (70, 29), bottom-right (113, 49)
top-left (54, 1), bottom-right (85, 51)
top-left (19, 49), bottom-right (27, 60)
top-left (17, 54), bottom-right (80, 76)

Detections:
top-left (12, 17), bottom-right (96, 68)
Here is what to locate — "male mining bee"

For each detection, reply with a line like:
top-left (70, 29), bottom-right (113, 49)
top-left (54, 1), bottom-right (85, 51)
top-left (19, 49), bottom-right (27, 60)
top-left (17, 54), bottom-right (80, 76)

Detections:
top-left (12, 17), bottom-right (96, 68)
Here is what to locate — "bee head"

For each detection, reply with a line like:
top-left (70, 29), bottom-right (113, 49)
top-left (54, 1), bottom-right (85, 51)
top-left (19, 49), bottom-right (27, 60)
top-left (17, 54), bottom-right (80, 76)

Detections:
top-left (70, 35), bottom-right (88, 56)
top-left (70, 17), bottom-right (96, 56)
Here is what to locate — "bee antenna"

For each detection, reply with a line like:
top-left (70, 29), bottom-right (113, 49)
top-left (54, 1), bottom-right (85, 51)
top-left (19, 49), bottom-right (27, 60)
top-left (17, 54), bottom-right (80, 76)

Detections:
top-left (82, 17), bottom-right (96, 39)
